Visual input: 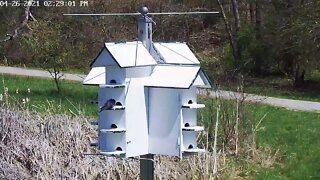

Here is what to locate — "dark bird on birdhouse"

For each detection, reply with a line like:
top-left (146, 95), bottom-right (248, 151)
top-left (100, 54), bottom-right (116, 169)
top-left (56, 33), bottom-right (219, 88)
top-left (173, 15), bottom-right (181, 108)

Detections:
top-left (99, 99), bottom-right (116, 112)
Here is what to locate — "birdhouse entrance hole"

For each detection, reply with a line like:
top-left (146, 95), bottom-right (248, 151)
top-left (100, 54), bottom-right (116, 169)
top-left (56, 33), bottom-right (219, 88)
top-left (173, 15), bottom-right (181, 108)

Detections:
top-left (116, 147), bottom-right (123, 151)
top-left (110, 79), bottom-right (117, 84)
top-left (111, 124), bottom-right (117, 129)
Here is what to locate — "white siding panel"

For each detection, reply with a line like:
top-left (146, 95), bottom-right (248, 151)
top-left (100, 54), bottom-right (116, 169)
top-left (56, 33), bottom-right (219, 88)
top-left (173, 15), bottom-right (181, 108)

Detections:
top-left (148, 88), bottom-right (181, 156)
top-left (105, 66), bottom-right (126, 85)
top-left (125, 78), bottom-right (149, 157)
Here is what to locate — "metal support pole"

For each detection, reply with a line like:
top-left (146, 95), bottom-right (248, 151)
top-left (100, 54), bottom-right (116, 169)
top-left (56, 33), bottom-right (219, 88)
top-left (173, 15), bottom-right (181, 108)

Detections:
top-left (140, 154), bottom-right (154, 180)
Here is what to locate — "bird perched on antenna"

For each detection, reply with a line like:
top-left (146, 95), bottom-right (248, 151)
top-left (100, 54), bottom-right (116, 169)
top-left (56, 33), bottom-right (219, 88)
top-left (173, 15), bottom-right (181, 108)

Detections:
top-left (99, 99), bottom-right (116, 112)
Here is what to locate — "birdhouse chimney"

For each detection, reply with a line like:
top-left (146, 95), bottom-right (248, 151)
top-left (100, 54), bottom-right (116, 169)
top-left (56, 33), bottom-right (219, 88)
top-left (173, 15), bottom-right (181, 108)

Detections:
top-left (137, 6), bottom-right (154, 52)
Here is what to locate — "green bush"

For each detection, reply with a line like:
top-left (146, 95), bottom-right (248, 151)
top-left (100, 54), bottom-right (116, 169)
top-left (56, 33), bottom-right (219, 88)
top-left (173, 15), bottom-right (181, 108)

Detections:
top-left (222, 25), bottom-right (275, 75)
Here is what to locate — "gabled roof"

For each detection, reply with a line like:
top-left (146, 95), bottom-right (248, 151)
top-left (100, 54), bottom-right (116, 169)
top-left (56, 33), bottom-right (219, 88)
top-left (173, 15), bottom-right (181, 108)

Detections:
top-left (91, 41), bottom-right (157, 68)
top-left (193, 69), bottom-right (213, 88)
top-left (144, 65), bottom-right (211, 89)
top-left (85, 41), bottom-right (212, 88)
top-left (153, 43), bottom-right (200, 65)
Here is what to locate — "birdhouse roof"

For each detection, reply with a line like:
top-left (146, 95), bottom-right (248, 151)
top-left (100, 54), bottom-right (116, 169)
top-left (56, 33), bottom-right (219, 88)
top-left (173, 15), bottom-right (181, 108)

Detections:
top-left (144, 65), bottom-right (212, 89)
top-left (91, 41), bottom-right (158, 68)
top-left (153, 42), bottom-right (200, 65)
top-left (85, 41), bottom-right (212, 88)
top-left (83, 67), bottom-right (105, 85)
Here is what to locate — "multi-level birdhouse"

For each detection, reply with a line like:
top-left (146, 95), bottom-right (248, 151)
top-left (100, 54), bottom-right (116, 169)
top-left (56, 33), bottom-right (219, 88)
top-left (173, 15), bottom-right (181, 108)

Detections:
top-left (83, 13), bottom-right (212, 158)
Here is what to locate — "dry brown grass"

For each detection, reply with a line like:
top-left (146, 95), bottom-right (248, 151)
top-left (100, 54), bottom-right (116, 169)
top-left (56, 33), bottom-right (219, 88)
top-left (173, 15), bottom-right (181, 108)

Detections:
top-left (0, 107), bottom-right (222, 179)
top-left (0, 85), bottom-right (280, 179)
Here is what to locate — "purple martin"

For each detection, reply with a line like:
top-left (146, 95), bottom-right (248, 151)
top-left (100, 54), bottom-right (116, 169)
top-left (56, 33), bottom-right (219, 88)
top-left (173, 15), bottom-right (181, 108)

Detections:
top-left (99, 99), bottom-right (116, 112)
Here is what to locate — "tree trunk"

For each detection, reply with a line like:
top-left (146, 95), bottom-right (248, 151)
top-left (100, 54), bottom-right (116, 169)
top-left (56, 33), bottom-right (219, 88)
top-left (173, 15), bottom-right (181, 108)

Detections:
top-left (49, 67), bottom-right (62, 93)
top-left (231, 0), bottom-right (241, 32)
top-left (217, 0), bottom-right (239, 64)
top-left (54, 73), bottom-right (61, 93)
top-left (255, 0), bottom-right (262, 40)
top-left (249, 1), bottom-right (255, 24)
top-left (294, 64), bottom-right (305, 87)
top-left (287, 0), bottom-right (294, 8)
top-left (254, 0), bottom-right (262, 75)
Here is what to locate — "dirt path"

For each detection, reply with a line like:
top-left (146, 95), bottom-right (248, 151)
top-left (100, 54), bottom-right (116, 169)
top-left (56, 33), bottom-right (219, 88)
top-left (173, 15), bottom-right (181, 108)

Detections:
top-left (1, 66), bottom-right (319, 112)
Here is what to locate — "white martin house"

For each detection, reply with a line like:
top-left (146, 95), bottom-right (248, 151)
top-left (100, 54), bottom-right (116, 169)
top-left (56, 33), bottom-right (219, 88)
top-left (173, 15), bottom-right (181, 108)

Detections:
top-left (83, 12), bottom-right (212, 158)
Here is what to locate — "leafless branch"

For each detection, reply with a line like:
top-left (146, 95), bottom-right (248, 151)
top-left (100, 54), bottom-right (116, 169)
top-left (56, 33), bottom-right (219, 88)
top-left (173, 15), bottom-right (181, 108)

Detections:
top-left (0, 0), bottom-right (35, 43)
top-left (217, 0), bottom-right (238, 64)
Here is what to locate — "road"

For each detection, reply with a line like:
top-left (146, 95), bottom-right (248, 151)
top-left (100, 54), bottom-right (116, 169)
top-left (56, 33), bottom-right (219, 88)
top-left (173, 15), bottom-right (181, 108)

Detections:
top-left (1, 65), bottom-right (319, 112)
top-left (0, 66), bottom-right (86, 81)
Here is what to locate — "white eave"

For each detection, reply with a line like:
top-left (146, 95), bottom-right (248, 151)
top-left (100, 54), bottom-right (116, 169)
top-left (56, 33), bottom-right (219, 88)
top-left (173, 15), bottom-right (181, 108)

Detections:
top-left (83, 67), bottom-right (105, 85)
top-left (83, 65), bottom-right (212, 88)
top-left (91, 41), bottom-right (157, 68)
top-left (153, 42), bottom-right (200, 65)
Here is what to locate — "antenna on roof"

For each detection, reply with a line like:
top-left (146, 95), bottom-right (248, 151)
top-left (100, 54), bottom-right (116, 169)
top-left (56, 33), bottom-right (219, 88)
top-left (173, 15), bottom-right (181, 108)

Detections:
top-left (64, 6), bottom-right (219, 61)
top-left (63, 6), bottom-right (219, 16)
top-left (140, 6), bottom-right (149, 16)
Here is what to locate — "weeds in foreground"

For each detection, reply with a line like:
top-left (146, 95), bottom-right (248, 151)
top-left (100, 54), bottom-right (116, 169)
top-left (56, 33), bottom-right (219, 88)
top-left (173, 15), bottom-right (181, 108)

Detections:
top-left (0, 77), bottom-right (280, 179)
top-left (0, 107), bottom-right (280, 179)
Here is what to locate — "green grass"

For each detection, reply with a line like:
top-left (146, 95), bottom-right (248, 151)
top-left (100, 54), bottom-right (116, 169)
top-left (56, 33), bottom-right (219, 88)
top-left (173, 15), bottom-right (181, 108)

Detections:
top-left (199, 98), bottom-right (320, 179)
top-left (0, 74), bottom-right (98, 116)
top-left (221, 76), bottom-right (320, 102)
top-left (248, 104), bottom-right (320, 179)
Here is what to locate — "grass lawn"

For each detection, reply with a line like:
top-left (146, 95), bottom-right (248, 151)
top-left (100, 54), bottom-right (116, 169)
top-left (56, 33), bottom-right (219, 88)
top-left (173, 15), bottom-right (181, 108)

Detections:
top-left (200, 99), bottom-right (320, 179)
top-left (247, 104), bottom-right (320, 179)
top-left (221, 75), bottom-right (320, 102)
top-left (1, 74), bottom-right (319, 179)
top-left (0, 74), bottom-right (98, 116)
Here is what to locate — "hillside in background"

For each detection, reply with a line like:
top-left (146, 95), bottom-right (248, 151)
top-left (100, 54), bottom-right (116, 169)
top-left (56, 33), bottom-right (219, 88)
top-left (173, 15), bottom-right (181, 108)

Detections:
top-left (0, 0), bottom-right (222, 72)
top-left (0, 0), bottom-right (319, 89)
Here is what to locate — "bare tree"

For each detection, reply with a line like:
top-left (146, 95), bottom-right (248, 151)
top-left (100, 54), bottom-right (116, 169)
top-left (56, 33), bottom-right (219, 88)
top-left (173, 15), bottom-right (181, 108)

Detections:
top-left (231, 0), bottom-right (241, 32)
top-left (254, 0), bottom-right (262, 74)
top-left (0, 0), bottom-right (36, 43)
top-left (255, 0), bottom-right (261, 39)
top-left (249, 1), bottom-right (255, 24)
top-left (217, 0), bottom-right (239, 64)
